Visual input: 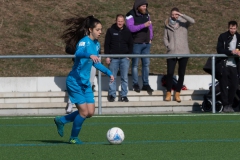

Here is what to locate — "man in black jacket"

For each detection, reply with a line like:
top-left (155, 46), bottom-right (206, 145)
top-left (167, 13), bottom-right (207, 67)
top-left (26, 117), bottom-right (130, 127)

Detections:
top-left (104, 14), bottom-right (133, 102)
top-left (216, 21), bottom-right (240, 112)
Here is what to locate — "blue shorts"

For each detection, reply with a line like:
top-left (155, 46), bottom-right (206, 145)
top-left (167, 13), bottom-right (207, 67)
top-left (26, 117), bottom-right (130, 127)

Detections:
top-left (66, 77), bottom-right (95, 105)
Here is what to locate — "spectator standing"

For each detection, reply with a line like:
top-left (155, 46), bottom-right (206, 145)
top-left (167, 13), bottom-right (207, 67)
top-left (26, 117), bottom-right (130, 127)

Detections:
top-left (126, 0), bottom-right (154, 93)
top-left (216, 21), bottom-right (240, 112)
top-left (163, 7), bottom-right (195, 102)
top-left (104, 14), bottom-right (133, 102)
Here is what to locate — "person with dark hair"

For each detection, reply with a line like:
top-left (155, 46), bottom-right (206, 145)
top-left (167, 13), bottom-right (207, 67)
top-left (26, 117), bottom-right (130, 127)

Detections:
top-left (126, 0), bottom-right (154, 93)
top-left (54, 15), bottom-right (114, 144)
top-left (216, 20), bottom-right (240, 112)
top-left (104, 14), bottom-right (133, 102)
top-left (164, 7), bottom-right (195, 102)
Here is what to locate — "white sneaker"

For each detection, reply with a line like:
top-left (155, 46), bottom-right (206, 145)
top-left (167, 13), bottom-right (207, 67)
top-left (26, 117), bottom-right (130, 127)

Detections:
top-left (66, 103), bottom-right (73, 114)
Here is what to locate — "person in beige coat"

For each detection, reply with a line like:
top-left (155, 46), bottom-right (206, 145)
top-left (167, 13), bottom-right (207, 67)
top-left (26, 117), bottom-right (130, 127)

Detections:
top-left (163, 7), bottom-right (195, 102)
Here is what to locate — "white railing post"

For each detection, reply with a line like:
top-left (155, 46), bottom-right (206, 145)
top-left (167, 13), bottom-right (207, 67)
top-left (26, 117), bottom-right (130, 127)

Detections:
top-left (98, 70), bottom-right (102, 115)
top-left (211, 56), bottom-right (216, 113)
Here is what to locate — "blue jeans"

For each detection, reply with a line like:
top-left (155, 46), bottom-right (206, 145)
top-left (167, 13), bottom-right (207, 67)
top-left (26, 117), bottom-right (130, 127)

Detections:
top-left (108, 58), bottom-right (130, 97)
top-left (132, 43), bottom-right (151, 85)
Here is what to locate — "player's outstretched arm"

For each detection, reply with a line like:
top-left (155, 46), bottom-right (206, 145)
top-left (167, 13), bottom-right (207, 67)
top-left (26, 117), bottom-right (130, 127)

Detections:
top-left (93, 62), bottom-right (113, 77)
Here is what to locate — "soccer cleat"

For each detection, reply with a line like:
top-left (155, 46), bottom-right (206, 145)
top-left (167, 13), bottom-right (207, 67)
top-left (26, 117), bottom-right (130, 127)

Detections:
top-left (54, 116), bottom-right (64, 137)
top-left (69, 137), bottom-right (83, 144)
top-left (133, 84), bottom-right (140, 93)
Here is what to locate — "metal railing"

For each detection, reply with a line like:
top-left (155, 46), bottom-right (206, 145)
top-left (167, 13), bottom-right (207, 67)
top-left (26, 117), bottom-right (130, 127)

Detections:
top-left (0, 54), bottom-right (229, 114)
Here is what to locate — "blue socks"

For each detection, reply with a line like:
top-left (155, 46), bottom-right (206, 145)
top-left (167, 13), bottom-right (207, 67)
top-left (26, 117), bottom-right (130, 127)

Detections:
top-left (60, 111), bottom-right (79, 124)
top-left (59, 111), bottom-right (86, 138)
top-left (71, 114), bottom-right (86, 137)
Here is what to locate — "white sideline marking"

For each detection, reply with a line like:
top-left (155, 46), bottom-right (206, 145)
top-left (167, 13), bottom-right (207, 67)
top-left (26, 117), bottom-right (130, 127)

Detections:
top-left (0, 113), bottom-right (240, 119)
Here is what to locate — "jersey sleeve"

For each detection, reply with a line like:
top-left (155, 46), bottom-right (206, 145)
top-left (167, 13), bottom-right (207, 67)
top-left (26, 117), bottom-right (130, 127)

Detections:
top-left (93, 62), bottom-right (112, 77)
top-left (75, 40), bottom-right (91, 58)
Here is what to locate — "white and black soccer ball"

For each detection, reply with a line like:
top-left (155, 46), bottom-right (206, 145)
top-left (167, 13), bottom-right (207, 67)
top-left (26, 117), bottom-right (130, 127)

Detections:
top-left (106, 127), bottom-right (125, 144)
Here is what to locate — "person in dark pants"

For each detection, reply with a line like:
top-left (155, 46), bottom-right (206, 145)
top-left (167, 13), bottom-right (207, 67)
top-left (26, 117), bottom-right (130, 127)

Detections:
top-left (104, 14), bottom-right (133, 102)
top-left (216, 20), bottom-right (240, 113)
top-left (126, 0), bottom-right (154, 93)
top-left (163, 7), bottom-right (195, 102)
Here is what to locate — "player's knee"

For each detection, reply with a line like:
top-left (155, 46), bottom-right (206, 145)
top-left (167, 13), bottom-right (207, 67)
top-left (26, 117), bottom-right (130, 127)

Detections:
top-left (88, 112), bottom-right (94, 118)
top-left (80, 111), bottom-right (88, 118)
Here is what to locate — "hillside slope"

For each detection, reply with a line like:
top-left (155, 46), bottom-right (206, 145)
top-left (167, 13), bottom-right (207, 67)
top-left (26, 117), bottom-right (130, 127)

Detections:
top-left (1, 0), bottom-right (240, 76)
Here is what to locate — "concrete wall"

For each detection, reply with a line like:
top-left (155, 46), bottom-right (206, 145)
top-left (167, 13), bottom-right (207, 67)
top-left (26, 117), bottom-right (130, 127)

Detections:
top-left (0, 75), bottom-right (212, 92)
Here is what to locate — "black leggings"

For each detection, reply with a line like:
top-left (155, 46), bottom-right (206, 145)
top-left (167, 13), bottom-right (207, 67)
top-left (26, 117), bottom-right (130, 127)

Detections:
top-left (166, 58), bottom-right (189, 92)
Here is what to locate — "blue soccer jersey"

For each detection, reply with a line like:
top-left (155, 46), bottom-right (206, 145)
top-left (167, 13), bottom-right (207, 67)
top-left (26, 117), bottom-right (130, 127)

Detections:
top-left (66, 36), bottom-right (112, 104)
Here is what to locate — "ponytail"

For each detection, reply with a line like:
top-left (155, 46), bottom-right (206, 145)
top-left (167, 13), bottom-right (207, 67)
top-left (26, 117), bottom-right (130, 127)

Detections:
top-left (60, 15), bottom-right (101, 54)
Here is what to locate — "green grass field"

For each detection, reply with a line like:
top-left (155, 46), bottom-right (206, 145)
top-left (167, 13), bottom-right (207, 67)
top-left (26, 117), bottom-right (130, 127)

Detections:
top-left (1, 114), bottom-right (240, 160)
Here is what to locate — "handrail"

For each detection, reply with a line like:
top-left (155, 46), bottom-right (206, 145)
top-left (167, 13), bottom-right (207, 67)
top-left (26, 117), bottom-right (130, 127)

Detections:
top-left (0, 54), bottom-right (227, 58)
top-left (0, 54), bottom-right (231, 114)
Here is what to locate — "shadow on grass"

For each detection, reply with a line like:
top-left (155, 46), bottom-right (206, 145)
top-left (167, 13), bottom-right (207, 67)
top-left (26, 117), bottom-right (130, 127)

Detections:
top-left (24, 140), bottom-right (111, 145)
top-left (24, 140), bottom-right (68, 144)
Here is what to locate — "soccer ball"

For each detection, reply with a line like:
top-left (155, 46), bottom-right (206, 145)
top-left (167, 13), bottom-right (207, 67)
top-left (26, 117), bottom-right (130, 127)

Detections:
top-left (106, 127), bottom-right (124, 144)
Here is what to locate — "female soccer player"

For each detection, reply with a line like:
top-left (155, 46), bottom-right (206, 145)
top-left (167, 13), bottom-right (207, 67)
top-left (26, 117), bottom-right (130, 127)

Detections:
top-left (54, 15), bottom-right (114, 144)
